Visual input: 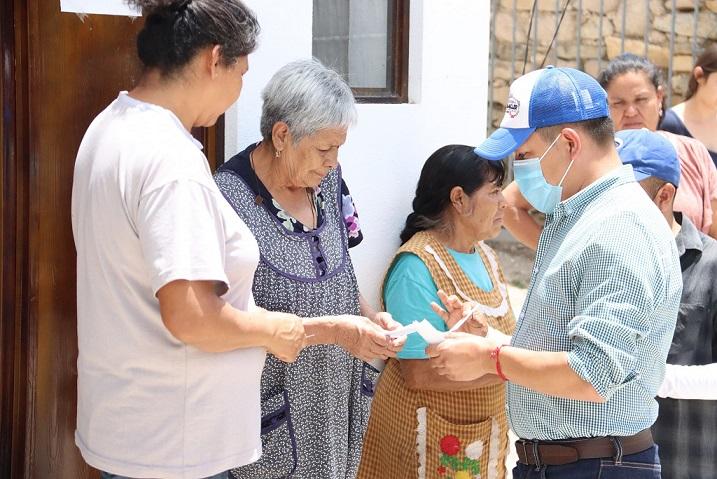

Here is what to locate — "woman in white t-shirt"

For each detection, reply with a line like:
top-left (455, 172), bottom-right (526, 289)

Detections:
top-left (71, 2), bottom-right (401, 478)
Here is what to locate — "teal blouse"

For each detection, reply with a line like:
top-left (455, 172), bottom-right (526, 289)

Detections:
top-left (383, 248), bottom-right (493, 359)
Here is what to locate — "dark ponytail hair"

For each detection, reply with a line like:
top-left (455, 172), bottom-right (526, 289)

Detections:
top-left (400, 145), bottom-right (505, 245)
top-left (126, 0), bottom-right (259, 76)
top-left (597, 53), bottom-right (666, 126)
top-left (686, 43), bottom-right (717, 100)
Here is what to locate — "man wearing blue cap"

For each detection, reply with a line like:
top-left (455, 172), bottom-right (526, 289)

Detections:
top-left (617, 128), bottom-right (717, 479)
top-left (427, 67), bottom-right (682, 477)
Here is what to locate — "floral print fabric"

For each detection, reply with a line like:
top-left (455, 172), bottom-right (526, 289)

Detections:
top-left (222, 142), bottom-right (363, 248)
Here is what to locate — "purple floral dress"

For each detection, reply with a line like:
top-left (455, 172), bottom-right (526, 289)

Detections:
top-left (228, 142), bottom-right (363, 248)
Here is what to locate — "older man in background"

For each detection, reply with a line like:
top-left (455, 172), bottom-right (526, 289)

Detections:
top-left (616, 128), bottom-right (717, 479)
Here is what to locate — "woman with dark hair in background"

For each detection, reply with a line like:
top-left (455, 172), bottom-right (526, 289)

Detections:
top-left (661, 43), bottom-right (717, 166)
top-left (357, 145), bottom-right (515, 479)
top-left (71, 2), bottom-right (361, 478)
top-left (598, 54), bottom-right (717, 239)
top-left (500, 54), bottom-right (717, 247)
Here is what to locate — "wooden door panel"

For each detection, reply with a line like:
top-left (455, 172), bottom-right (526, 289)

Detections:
top-left (27, 5), bottom-right (143, 478)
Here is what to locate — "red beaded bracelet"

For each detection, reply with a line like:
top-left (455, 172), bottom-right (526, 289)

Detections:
top-left (490, 344), bottom-right (510, 382)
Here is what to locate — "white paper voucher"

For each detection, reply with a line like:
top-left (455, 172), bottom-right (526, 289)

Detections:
top-left (388, 319), bottom-right (446, 345)
top-left (60, 0), bottom-right (141, 16)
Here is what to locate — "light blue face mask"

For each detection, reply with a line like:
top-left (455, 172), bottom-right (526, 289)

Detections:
top-left (513, 135), bottom-right (575, 214)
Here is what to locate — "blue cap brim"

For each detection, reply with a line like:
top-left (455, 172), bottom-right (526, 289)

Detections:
top-left (474, 127), bottom-right (536, 161)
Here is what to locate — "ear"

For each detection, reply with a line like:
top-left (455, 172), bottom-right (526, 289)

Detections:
top-left (656, 84), bottom-right (665, 104)
top-left (693, 66), bottom-right (706, 84)
top-left (271, 122), bottom-right (291, 153)
top-left (655, 182), bottom-right (677, 210)
top-left (449, 186), bottom-right (465, 209)
top-left (208, 45), bottom-right (223, 79)
top-left (560, 127), bottom-right (582, 161)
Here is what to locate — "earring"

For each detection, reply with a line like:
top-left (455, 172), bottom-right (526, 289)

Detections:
top-left (275, 149), bottom-right (281, 158)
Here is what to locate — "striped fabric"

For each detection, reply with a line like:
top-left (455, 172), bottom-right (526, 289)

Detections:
top-left (357, 232), bottom-right (515, 479)
top-left (508, 165), bottom-right (682, 440)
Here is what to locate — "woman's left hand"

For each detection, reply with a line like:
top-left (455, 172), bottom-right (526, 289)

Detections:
top-left (372, 311), bottom-right (403, 332)
top-left (431, 290), bottom-right (489, 337)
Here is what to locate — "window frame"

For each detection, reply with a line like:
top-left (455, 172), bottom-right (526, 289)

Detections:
top-left (316, 0), bottom-right (410, 104)
top-left (351, 0), bottom-right (411, 103)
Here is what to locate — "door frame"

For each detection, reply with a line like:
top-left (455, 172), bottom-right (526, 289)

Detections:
top-left (0, 0), bottom-right (31, 477)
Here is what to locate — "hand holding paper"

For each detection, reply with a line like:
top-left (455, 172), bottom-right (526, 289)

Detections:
top-left (431, 290), bottom-right (489, 337)
top-left (387, 290), bottom-right (491, 346)
top-left (426, 333), bottom-right (497, 382)
top-left (333, 315), bottom-right (404, 362)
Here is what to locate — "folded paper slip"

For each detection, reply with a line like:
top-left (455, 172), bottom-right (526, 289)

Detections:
top-left (387, 319), bottom-right (445, 345)
top-left (387, 303), bottom-right (481, 345)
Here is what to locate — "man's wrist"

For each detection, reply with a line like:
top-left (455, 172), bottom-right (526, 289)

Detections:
top-left (473, 337), bottom-right (497, 375)
top-left (489, 344), bottom-right (511, 382)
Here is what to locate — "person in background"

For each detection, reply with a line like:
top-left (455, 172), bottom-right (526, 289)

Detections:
top-left (215, 59), bottom-right (403, 479)
top-left (599, 54), bottom-right (717, 238)
top-left (357, 145), bottom-right (515, 479)
top-left (428, 66), bottom-right (682, 478)
top-left (661, 43), bottom-right (717, 167)
top-left (615, 128), bottom-right (717, 479)
top-left (502, 54), bottom-right (717, 248)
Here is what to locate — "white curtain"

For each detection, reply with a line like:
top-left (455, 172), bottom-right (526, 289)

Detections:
top-left (313, 0), bottom-right (390, 89)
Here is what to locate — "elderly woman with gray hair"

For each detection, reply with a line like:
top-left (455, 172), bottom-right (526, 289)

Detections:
top-left (215, 58), bottom-right (403, 478)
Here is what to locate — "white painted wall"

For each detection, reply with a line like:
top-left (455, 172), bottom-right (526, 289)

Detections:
top-left (225, 0), bottom-right (491, 308)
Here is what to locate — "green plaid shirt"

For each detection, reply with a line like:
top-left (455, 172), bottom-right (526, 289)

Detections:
top-left (508, 165), bottom-right (682, 440)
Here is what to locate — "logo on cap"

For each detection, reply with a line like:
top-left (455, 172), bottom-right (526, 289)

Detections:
top-left (506, 96), bottom-right (520, 118)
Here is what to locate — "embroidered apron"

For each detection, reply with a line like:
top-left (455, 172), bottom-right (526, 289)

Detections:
top-left (357, 231), bottom-right (515, 479)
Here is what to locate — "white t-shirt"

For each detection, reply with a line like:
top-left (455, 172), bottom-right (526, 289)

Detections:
top-left (71, 92), bottom-right (265, 479)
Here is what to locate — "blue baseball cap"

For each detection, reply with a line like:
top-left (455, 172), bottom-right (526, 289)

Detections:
top-left (475, 66), bottom-right (609, 161)
top-left (615, 128), bottom-right (680, 187)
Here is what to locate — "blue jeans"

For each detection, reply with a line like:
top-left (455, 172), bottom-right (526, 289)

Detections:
top-left (100, 472), bottom-right (228, 479)
top-left (512, 445), bottom-right (661, 478)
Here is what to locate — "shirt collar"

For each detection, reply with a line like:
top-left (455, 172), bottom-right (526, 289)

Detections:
top-left (549, 165), bottom-right (634, 220)
top-left (117, 91), bottom-right (204, 150)
top-left (674, 212), bottom-right (704, 257)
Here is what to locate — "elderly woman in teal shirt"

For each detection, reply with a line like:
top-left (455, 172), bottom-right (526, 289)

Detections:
top-left (358, 145), bottom-right (516, 479)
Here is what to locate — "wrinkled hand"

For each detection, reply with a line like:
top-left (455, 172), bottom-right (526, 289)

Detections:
top-left (335, 315), bottom-right (405, 362)
top-left (266, 314), bottom-right (306, 363)
top-left (431, 290), bottom-right (489, 337)
top-left (425, 332), bottom-right (495, 381)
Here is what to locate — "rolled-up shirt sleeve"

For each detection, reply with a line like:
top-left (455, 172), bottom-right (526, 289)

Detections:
top-left (566, 225), bottom-right (664, 400)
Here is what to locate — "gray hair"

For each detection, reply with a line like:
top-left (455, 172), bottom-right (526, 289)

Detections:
top-left (260, 58), bottom-right (357, 143)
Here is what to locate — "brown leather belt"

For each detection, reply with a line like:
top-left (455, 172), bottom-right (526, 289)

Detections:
top-left (515, 429), bottom-right (654, 466)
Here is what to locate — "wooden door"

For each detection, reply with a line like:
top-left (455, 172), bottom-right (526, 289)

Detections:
top-left (0, 2), bottom-right (223, 477)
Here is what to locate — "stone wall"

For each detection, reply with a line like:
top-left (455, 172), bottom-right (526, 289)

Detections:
top-left (490, 0), bottom-right (717, 129)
